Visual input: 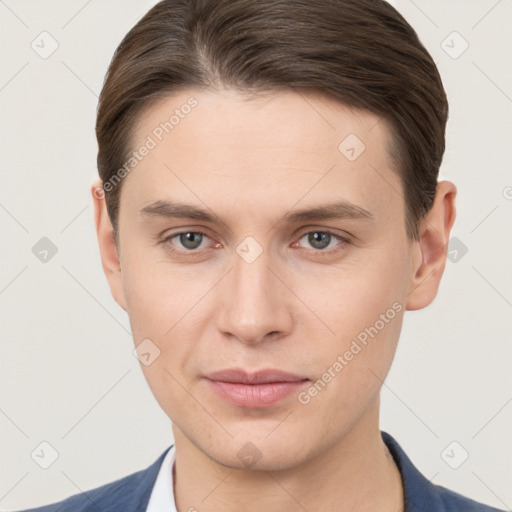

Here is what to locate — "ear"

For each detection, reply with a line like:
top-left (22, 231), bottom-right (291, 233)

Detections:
top-left (406, 180), bottom-right (457, 311)
top-left (91, 178), bottom-right (127, 312)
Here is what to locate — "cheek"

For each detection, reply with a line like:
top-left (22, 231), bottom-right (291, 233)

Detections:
top-left (121, 256), bottom-right (211, 395)
top-left (297, 274), bottom-right (404, 421)
top-left (123, 261), bottom-right (202, 417)
top-left (300, 251), bottom-right (406, 338)
top-left (297, 249), bottom-right (407, 388)
top-left (121, 251), bottom-right (199, 338)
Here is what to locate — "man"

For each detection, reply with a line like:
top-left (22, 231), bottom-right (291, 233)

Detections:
top-left (16, 0), bottom-right (506, 510)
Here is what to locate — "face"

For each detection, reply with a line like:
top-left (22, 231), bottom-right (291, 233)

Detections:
top-left (93, 88), bottom-right (454, 471)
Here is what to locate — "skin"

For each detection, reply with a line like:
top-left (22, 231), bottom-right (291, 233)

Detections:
top-left (92, 88), bottom-right (456, 512)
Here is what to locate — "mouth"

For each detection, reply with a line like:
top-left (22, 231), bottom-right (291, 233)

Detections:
top-left (203, 368), bottom-right (310, 408)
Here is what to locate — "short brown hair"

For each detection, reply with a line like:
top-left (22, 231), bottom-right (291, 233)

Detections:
top-left (96, 0), bottom-right (448, 241)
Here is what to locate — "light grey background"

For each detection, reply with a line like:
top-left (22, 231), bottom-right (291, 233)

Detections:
top-left (0, 0), bottom-right (511, 510)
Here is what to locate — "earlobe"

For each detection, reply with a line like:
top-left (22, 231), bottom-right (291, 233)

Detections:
top-left (90, 178), bottom-right (127, 312)
top-left (405, 181), bottom-right (457, 311)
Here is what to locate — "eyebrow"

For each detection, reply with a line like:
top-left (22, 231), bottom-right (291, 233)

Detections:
top-left (139, 199), bottom-right (375, 228)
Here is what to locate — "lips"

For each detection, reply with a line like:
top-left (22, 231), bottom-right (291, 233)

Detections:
top-left (204, 368), bottom-right (310, 408)
top-left (205, 368), bottom-right (307, 384)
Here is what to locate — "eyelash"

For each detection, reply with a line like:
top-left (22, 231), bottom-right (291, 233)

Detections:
top-left (159, 229), bottom-right (350, 257)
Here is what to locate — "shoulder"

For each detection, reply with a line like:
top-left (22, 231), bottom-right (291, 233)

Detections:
top-left (12, 446), bottom-right (172, 512)
top-left (432, 484), bottom-right (506, 512)
top-left (381, 431), bottom-right (506, 512)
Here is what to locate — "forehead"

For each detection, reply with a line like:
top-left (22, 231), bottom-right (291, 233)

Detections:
top-left (122, 88), bottom-right (403, 228)
top-left (132, 88), bottom-right (393, 161)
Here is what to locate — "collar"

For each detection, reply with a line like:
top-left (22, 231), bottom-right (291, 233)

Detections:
top-left (145, 431), bottom-right (488, 512)
top-left (145, 443), bottom-right (177, 512)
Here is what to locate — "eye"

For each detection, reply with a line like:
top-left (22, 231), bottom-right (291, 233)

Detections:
top-left (293, 230), bottom-right (349, 253)
top-left (160, 229), bottom-right (350, 256)
top-left (163, 231), bottom-right (213, 252)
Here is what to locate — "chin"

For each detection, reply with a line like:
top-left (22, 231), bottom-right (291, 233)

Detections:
top-left (195, 428), bottom-right (315, 472)
top-left (211, 447), bottom-right (305, 472)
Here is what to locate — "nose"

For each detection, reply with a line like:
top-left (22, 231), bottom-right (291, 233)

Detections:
top-left (216, 243), bottom-right (294, 346)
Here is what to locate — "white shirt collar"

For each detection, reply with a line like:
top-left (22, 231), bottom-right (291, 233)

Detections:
top-left (145, 444), bottom-right (178, 512)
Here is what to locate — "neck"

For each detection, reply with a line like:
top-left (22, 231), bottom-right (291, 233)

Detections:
top-left (171, 395), bottom-right (404, 512)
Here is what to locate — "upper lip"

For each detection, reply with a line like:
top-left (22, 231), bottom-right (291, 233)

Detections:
top-left (204, 368), bottom-right (308, 384)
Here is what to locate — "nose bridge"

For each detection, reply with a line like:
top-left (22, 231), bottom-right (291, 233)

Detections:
top-left (218, 239), bottom-right (292, 344)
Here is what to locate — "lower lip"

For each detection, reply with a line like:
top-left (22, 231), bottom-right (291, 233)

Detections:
top-left (205, 379), bottom-right (309, 408)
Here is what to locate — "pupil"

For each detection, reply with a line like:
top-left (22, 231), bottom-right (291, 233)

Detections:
top-left (181, 232), bottom-right (202, 249)
top-left (309, 232), bottom-right (330, 249)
